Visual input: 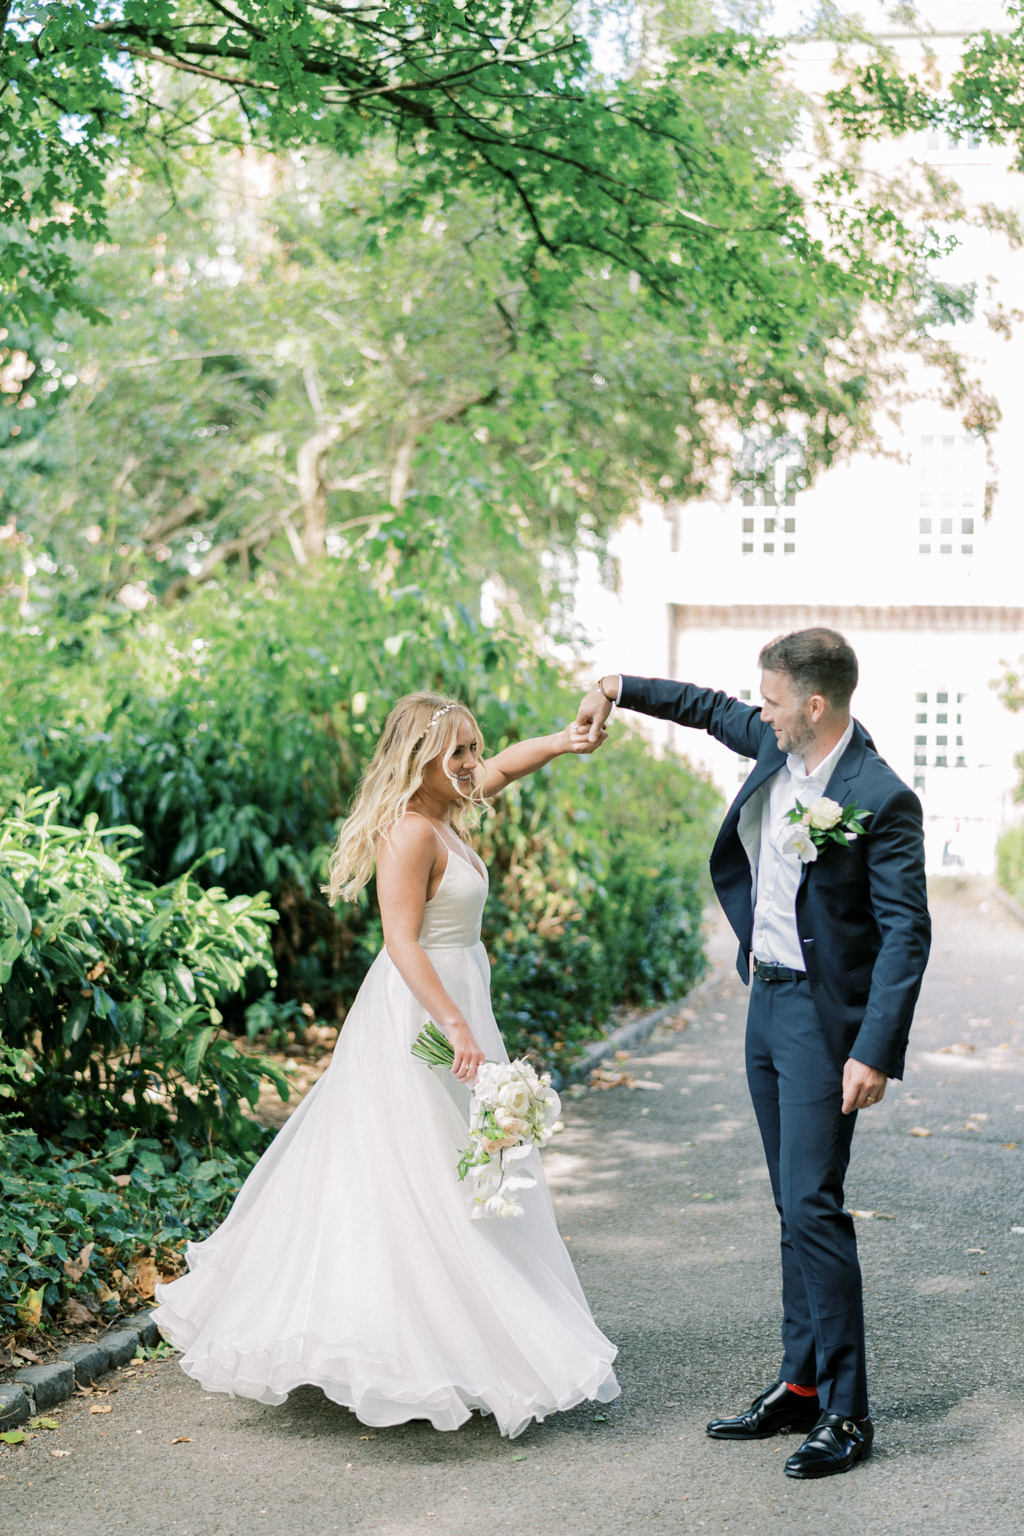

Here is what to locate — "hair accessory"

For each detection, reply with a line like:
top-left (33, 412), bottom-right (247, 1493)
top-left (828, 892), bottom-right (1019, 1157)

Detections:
top-left (430, 702), bottom-right (457, 725)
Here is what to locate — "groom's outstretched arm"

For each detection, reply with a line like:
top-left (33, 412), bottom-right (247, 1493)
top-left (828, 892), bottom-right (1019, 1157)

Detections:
top-left (577, 674), bottom-right (766, 759)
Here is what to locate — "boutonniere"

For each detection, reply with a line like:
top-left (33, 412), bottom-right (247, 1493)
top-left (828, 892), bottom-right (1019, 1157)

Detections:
top-left (782, 798), bottom-right (873, 864)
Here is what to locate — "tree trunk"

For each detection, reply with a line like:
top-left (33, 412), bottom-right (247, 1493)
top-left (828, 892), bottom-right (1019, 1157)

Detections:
top-left (296, 422), bottom-right (342, 560)
top-left (390, 416), bottom-right (421, 510)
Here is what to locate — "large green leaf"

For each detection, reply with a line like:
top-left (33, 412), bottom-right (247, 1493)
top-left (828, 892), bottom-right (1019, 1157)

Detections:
top-left (182, 1026), bottom-right (215, 1085)
top-left (0, 878), bottom-right (32, 940)
top-left (62, 993), bottom-right (92, 1045)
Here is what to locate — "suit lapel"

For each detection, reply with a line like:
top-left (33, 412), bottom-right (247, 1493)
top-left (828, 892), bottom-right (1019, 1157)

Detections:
top-left (798, 722), bottom-right (872, 891)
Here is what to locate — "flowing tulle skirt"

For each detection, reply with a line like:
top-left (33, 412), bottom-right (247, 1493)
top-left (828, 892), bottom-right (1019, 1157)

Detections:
top-left (152, 941), bottom-right (619, 1437)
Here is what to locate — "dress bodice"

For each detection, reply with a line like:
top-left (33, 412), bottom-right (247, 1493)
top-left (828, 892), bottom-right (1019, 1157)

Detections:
top-left (418, 849), bottom-right (488, 949)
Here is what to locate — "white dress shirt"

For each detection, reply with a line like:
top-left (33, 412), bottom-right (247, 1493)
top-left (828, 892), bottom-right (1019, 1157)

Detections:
top-left (751, 719), bottom-right (855, 970)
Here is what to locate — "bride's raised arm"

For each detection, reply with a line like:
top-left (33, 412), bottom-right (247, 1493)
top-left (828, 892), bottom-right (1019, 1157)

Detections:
top-left (479, 720), bottom-right (607, 799)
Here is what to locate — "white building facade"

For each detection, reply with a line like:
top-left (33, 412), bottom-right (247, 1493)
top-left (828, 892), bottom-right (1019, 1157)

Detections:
top-left (570, 2), bottom-right (1024, 875)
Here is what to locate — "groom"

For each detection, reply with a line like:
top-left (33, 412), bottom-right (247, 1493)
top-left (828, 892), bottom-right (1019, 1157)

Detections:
top-left (576, 629), bottom-right (930, 1479)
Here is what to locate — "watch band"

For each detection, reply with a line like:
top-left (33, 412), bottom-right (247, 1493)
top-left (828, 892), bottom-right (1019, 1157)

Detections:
top-left (599, 676), bottom-right (617, 703)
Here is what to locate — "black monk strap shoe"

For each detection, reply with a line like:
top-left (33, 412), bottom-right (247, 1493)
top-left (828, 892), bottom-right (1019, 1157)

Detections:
top-left (706, 1382), bottom-right (821, 1440)
top-left (784, 1412), bottom-right (874, 1478)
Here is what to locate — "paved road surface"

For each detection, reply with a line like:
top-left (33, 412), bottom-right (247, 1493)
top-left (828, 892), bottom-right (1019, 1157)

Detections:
top-left (5, 882), bottom-right (1023, 1535)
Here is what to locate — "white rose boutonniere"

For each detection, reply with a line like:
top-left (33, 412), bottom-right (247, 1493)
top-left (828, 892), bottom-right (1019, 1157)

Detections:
top-left (783, 798), bottom-right (873, 864)
top-left (807, 797), bottom-right (843, 831)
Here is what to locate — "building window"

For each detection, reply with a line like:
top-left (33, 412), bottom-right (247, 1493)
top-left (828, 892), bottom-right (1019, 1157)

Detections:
top-left (937, 692), bottom-right (948, 703)
top-left (742, 517), bottom-right (754, 533)
top-left (764, 542), bottom-right (774, 554)
top-left (784, 543), bottom-right (795, 554)
top-left (916, 693), bottom-right (927, 703)
top-left (914, 754), bottom-right (926, 766)
top-left (918, 431), bottom-right (982, 517)
top-left (956, 756), bottom-right (967, 767)
top-left (936, 735), bottom-right (947, 745)
top-left (919, 544), bottom-right (931, 554)
top-left (962, 543), bottom-right (973, 555)
top-left (740, 690), bottom-right (751, 701)
top-left (914, 775), bottom-right (925, 791)
top-left (934, 755), bottom-right (948, 767)
top-left (919, 518), bottom-right (932, 534)
top-left (915, 712), bottom-right (927, 723)
top-left (962, 518), bottom-right (974, 534)
top-left (940, 544), bottom-right (952, 554)
top-left (783, 517), bottom-right (795, 533)
top-left (914, 735), bottom-right (926, 745)
top-left (764, 517), bottom-right (775, 533)
top-left (940, 518), bottom-right (952, 534)
top-left (742, 542), bottom-right (753, 553)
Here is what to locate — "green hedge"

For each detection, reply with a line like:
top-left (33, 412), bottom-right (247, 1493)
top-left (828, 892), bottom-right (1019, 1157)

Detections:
top-left (996, 825), bottom-right (1024, 907)
top-left (0, 788), bottom-right (286, 1149)
top-left (3, 573), bottom-right (721, 1079)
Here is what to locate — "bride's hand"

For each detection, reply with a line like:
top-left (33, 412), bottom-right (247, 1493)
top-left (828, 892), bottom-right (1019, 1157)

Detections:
top-left (447, 1022), bottom-right (485, 1084)
top-left (561, 722), bottom-right (608, 756)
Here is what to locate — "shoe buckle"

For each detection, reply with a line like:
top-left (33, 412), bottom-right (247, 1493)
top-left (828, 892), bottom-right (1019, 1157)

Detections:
top-left (843, 1420), bottom-right (856, 1434)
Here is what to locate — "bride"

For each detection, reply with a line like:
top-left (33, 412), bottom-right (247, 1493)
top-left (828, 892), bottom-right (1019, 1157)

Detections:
top-left (153, 692), bottom-right (620, 1438)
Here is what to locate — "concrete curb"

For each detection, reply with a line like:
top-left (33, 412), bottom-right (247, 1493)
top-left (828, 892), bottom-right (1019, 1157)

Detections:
top-left (8, 1311), bottom-right (161, 1417)
top-left (550, 962), bottom-right (729, 1092)
top-left (994, 885), bottom-right (1024, 927)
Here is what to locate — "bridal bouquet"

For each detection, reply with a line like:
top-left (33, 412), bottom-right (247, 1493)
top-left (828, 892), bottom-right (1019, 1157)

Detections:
top-left (412, 1022), bottom-right (561, 1219)
top-left (782, 797), bottom-right (873, 864)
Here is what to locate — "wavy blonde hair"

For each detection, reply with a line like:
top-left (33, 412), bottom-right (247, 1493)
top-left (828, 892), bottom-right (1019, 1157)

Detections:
top-left (326, 692), bottom-right (487, 903)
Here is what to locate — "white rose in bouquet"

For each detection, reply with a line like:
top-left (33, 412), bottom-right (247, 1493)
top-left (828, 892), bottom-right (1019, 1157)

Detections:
top-left (807, 797), bottom-right (843, 831)
top-left (496, 1078), bottom-right (534, 1115)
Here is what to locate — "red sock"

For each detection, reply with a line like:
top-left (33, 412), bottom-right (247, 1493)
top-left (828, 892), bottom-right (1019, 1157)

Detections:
top-left (785, 1382), bottom-right (819, 1398)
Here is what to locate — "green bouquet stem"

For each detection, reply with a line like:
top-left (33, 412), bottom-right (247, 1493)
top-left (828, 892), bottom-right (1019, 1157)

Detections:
top-left (411, 1021), bottom-right (456, 1067)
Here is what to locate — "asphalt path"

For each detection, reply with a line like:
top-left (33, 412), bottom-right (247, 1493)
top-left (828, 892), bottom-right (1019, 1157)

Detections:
top-left (5, 881), bottom-right (1023, 1536)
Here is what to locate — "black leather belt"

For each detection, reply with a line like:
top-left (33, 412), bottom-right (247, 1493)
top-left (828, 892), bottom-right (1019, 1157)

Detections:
top-left (754, 960), bottom-right (807, 983)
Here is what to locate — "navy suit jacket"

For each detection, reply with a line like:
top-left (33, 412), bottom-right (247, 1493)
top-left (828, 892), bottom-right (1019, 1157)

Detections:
top-left (620, 677), bottom-right (931, 1080)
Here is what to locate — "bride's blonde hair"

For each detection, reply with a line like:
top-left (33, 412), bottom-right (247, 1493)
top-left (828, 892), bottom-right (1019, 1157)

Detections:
top-left (326, 692), bottom-right (487, 903)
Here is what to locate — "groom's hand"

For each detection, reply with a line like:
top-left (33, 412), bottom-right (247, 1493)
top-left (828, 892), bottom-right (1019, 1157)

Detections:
top-left (577, 679), bottom-right (616, 743)
top-left (842, 1058), bottom-right (888, 1115)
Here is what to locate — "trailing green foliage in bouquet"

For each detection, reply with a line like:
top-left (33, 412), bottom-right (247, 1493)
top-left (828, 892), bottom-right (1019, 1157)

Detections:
top-left (0, 788), bottom-right (287, 1148)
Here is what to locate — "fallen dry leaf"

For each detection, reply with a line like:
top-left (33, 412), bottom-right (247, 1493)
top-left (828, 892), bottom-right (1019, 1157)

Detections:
top-left (170, 1436), bottom-right (192, 1444)
top-left (1002, 1142), bottom-right (1017, 1149)
top-left (89, 1405), bottom-right (112, 1416)
top-left (51, 1450), bottom-right (71, 1458)
top-left (133, 1257), bottom-right (160, 1299)
top-left (909, 1127), bottom-right (932, 1138)
top-left (62, 1297), bottom-right (95, 1326)
top-left (15, 1347), bottom-right (41, 1364)
top-left (938, 1042), bottom-right (975, 1056)
top-left (112, 1174), bottom-right (131, 1188)
top-left (849, 1209), bottom-right (876, 1219)
top-left (93, 1281), bottom-right (116, 1304)
top-left (63, 1241), bottom-right (94, 1285)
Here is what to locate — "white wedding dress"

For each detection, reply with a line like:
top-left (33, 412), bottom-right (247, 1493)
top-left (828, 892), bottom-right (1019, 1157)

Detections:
top-left (152, 843), bottom-right (619, 1438)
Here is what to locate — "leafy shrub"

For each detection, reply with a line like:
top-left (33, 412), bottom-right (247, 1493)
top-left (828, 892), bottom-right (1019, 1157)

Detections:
top-left (0, 1118), bottom-right (250, 1334)
top-left (0, 788), bottom-right (286, 1149)
top-left (2, 571), bottom-right (721, 1074)
top-left (480, 731), bottom-right (717, 1066)
top-left (996, 825), bottom-right (1024, 906)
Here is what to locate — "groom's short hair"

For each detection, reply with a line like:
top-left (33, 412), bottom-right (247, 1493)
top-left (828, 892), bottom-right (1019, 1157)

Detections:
top-left (758, 628), bottom-right (859, 709)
